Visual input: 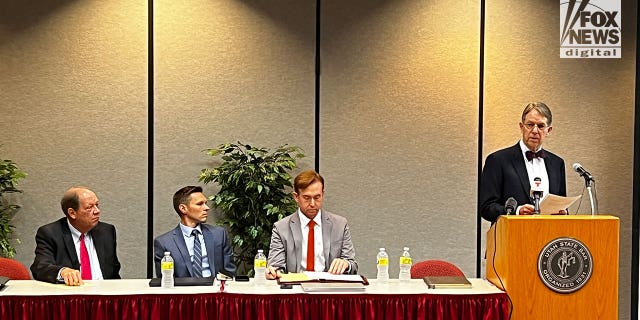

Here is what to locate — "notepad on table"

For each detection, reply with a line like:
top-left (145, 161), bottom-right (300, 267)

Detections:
top-left (423, 276), bottom-right (472, 289)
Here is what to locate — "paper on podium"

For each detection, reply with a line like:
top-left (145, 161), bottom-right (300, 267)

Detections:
top-left (539, 194), bottom-right (581, 214)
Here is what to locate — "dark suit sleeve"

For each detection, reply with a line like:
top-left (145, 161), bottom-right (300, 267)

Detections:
top-left (558, 158), bottom-right (567, 197)
top-left (30, 226), bottom-right (65, 283)
top-left (220, 229), bottom-right (236, 276)
top-left (479, 153), bottom-right (506, 223)
top-left (105, 225), bottom-right (121, 279)
top-left (153, 237), bottom-right (166, 278)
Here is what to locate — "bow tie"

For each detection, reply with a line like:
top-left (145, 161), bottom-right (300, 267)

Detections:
top-left (525, 150), bottom-right (545, 161)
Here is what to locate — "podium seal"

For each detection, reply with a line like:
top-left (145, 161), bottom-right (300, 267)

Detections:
top-left (537, 237), bottom-right (593, 293)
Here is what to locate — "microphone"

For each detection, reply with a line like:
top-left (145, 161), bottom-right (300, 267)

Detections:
top-left (572, 163), bottom-right (594, 181)
top-left (530, 177), bottom-right (544, 214)
top-left (505, 197), bottom-right (517, 215)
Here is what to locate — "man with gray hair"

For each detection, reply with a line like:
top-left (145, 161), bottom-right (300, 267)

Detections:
top-left (479, 102), bottom-right (567, 223)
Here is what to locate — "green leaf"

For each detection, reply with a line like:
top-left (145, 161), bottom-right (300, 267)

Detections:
top-left (199, 142), bottom-right (304, 274)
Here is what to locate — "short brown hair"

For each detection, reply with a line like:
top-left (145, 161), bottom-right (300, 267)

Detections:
top-left (173, 186), bottom-right (203, 215)
top-left (294, 170), bottom-right (324, 193)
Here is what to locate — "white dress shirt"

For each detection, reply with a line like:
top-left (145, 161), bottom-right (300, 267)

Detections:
top-left (298, 209), bottom-right (325, 272)
top-left (517, 140), bottom-right (550, 214)
top-left (65, 221), bottom-right (104, 280)
top-left (179, 223), bottom-right (211, 277)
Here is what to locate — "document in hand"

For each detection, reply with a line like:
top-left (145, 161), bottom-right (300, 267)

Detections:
top-left (539, 194), bottom-right (581, 214)
top-left (278, 271), bottom-right (368, 285)
top-left (423, 276), bottom-right (472, 289)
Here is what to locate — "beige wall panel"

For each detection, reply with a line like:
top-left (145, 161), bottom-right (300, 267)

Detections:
top-left (0, 1), bottom-right (148, 278)
top-left (321, 0), bottom-right (480, 278)
top-left (153, 0), bottom-right (316, 258)
top-left (484, 1), bottom-right (637, 318)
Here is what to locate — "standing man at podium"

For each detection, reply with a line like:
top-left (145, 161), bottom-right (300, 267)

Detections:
top-left (479, 102), bottom-right (567, 223)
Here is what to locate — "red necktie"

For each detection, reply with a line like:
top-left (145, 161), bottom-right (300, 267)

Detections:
top-left (306, 220), bottom-right (316, 271)
top-left (79, 234), bottom-right (92, 280)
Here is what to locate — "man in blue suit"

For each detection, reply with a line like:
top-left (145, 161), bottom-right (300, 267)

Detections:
top-left (479, 102), bottom-right (567, 223)
top-left (154, 186), bottom-right (236, 278)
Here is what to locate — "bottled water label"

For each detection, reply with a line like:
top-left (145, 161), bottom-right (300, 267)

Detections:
top-left (254, 259), bottom-right (267, 268)
top-left (399, 257), bottom-right (412, 265)
top-left (377, 257), bottom-right (388, 266)
top-left (161, 261), bottom-right (174, 270)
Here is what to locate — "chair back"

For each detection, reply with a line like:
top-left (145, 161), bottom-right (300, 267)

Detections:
top-left (410, 259), bottom-right (465, 279)
top-left (0, 257), bottom-right (31, 280)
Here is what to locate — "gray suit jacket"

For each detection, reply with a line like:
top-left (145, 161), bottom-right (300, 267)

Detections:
top-left (153, 223), bottom-right (236, 278)
top-left (267, 210), bottom-right (358, 274)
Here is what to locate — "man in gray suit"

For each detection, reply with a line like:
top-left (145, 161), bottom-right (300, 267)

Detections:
top-left (266, 170), bottom-right (357, 279)
top-left (154, 186), bottom-right (236, 278)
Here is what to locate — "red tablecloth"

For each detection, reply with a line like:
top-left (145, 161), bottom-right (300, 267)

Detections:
top-left (0, 292), bottom-right (509, 320)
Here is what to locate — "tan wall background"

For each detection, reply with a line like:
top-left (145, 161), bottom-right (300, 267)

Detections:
top-left (0, 0), bottom-right (148, 280)
top-left (320, 0), bottom-right (480, 280)
top-left (0, 0), bottom-right (636, 318)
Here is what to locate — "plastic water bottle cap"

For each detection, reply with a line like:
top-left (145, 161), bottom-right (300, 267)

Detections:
top-left (403, 247), bottom-right (409, 251)
top-left (379, 248), bottom-right (385, 251)
top-left (258, 249), bottom-right (264, 253)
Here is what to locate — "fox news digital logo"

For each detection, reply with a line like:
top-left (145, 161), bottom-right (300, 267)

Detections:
top-left (560, 0), bottom-right (621, 58)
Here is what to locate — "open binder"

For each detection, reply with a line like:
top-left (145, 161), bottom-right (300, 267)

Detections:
top-left (277, 271), bottom-right (369, 285)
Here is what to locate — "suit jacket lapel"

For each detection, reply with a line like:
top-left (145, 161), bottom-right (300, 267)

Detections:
top-left (172, 225), bottom-right (194, 276)
top-left (321, 211), bottom-right (332, 270)
top-left (543, 153), bottom-right (558, 194)
top-left (510, 144), bottom-right (531, 199)
top-left (90, 225), bottom-right (107, 275)
top-left (202, 226), bottom-right (217, 275)
top-left (60, 220), bottom-right (80, 269)
top-left (289, 213), bottom-right (303, 273)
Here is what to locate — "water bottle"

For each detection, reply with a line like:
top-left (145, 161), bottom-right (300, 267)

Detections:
top-left (398, 247), bottom-right (412, 281)
top-left (161, 251), bottom-right (174, 288)
top-left (376, 248), bottom-right (389, 283)
top-left (254, 249), bottom-right (267, 286)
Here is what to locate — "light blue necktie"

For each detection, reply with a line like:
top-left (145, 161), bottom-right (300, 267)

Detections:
top-left (192, 229), bottom-right (203, 278)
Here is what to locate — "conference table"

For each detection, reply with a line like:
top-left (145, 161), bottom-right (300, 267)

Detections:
top-left (0, 278), bottom-right (509, 320)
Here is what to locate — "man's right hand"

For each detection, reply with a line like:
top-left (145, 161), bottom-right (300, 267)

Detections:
top-left (519, 204), bottom-right (536, 215)
top-left (60, 267), bottom-right (84, 286)
top-left (265, 266), bottom-right (282, 280)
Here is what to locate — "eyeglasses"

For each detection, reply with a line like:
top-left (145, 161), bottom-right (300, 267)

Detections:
top-left (523, 122), bottom-right (549, 131)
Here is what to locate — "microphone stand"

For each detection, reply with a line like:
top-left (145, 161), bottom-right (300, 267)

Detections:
top-left (532, 192), bottom-right (542, 214)
top-left (585, 178), bottom-right (596, 215)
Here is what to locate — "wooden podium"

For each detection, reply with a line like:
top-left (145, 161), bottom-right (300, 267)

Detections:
top-left (486, 215), bottom-right (619, 320)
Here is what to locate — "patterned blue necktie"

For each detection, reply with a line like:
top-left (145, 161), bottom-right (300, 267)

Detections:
top-left (192, 229), bottom-right (203, 278)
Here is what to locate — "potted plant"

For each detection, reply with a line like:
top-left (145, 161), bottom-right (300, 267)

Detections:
top-left (199, 142), bottom-right (304, 275)
top-left (0, 157), bottom-right (27, 258)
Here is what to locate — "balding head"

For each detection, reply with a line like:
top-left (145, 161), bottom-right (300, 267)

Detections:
top-left (61, 187), bottom-right (101, 233)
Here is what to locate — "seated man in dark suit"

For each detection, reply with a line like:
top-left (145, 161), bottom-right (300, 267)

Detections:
top-left (31, 187), bottom-right (121, 286)
top-left (479, 102), bottom-right (567, 223)
top-left (154, 186), bottom-right (236, 278)
top-left (265, 170), bottom-right (358, 279)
